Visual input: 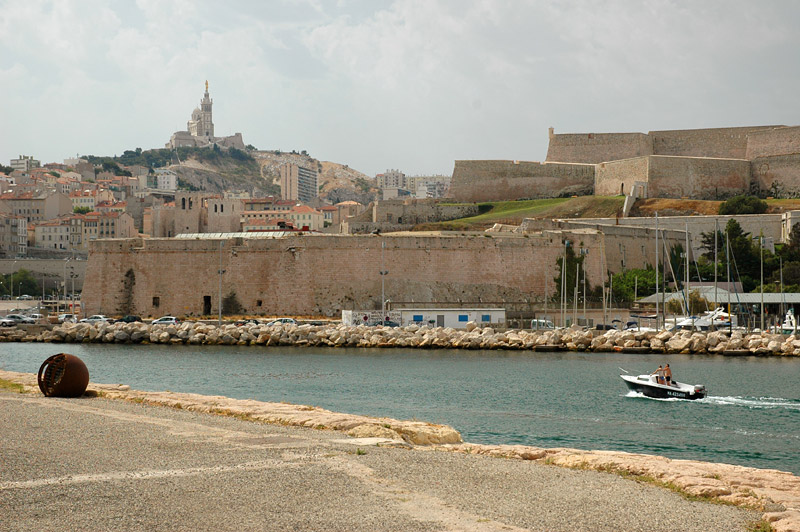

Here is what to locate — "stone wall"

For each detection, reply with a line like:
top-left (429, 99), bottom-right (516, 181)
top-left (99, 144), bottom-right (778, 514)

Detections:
top-left (595, 157), bottom-right (650, 196)
top-left (344, 199), bottom-right (481, 234)
top-left (567, 213), bottom-right (786, 256)
top-left (746, 126), bottom-right (800, 159)
top-left (0, 258), bottom-right (87, 291)
top-left (449, 160), bottom-right (595, 202)
top-left (752, 154), bottom-right (800, 197)
top-left (545, 131), bottom-right (652, 164)
top-left (81, 230), bottom-right (667, 318)
top-left (647, 156), bottom-right (750, 199)
top-left (649, 126), bottom-right (778, 159)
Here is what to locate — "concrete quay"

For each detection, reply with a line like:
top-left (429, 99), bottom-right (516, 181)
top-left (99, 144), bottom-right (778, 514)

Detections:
top-left (1, 371), bottom-right (798, 532)
top-left (2, 320), bottom-right (800, 357)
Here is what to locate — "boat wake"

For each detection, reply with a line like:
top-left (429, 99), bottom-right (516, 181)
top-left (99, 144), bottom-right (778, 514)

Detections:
top-left (624, 391), bottom-right (800, 410)
top-left (701, 395), bottom-right (800, 411)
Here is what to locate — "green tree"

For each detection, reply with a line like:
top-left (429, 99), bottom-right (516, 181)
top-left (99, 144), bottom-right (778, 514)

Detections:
top-left (666, 290), bottom-right (711, 315)
top-left (2, 269), bottom-right (40, 297)
top-left (73, 206), bottom-right (92, 214)
top-left (609, 267), bottom-right (660, 304)
top-left (718, 195), bottom-right (768, 215)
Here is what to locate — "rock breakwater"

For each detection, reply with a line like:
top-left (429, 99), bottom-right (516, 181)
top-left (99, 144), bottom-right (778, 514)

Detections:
top-left (2, 321), bottom-right (800, 356)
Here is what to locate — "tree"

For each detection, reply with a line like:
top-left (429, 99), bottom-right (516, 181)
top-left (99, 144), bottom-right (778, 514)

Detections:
top-left (73, 206), bottom-right (92, 214)
top-left (718, 195), bottom-right (768, 215)
top-left (666, 290), bottom-right (711, 315)
top-left (609, 268), bottom-right (660, 304)
top-left (2, 269), bottom-right (40, 297)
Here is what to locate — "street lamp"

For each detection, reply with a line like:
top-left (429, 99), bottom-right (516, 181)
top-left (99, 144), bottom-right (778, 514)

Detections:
top-left (380, 240), bottom-right (388, 325)
top-left (218, 240), bottom-right (225, 326)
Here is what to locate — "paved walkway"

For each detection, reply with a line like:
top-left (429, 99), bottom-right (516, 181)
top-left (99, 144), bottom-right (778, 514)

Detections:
top-left (0, 390), bottom-right (759, 532)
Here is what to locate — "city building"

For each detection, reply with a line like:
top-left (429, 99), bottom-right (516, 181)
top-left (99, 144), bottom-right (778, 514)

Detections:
top-left (10, 155), bottom-right (40, 172)
top-left (279, 163), bottom-right (318, 204)
top-left (0, 213), bottom-right (26, 257)
top-left (154, 169), bottom-right (178, 191)
top-left (0, 191), bottom-right (73, 223)
top-left (376, 169), bottom-right (406, 189)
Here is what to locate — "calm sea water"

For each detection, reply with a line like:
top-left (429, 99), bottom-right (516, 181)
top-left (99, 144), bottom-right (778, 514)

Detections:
top-left (2, 344), bottom-right (799, 474)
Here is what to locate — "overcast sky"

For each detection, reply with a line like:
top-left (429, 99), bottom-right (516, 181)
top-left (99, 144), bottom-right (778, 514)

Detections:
top-left (2, 0), bottom-right (800, 177)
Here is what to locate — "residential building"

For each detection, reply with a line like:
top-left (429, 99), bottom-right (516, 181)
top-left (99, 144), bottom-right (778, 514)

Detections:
top-left (279, 163), bottom-right (318, 204)
top-left (10, 155), bottom-right (40, 172)
top-left (0, 191), bottom-right (72, 223)
top-left (70, 188), bottom-right (115, 212)
top-left (376, 169), bottom-right (406, 189)
top-left (34, 218), bottom-right (71, 251)
top-left (155, 169), bottom-right (178, 191)
top-left (0, 213), bottom-right (26, 257)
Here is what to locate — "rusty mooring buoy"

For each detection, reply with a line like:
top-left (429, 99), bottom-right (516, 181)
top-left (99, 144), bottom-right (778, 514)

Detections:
top-left (37, 353), bottom-right (89, 398)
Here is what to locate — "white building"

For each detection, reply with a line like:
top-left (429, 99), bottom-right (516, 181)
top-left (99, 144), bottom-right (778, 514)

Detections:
top-left (155, 169), bottom-right (178, 191)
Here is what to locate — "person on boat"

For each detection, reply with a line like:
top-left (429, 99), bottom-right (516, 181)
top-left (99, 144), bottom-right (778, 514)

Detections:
top-left (650, 365), bottom-right (664, 385)
top-left (664, 364), bottom-right (673, 386)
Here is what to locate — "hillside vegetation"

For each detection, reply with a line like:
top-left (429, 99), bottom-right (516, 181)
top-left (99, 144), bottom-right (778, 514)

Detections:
top-left (84, 146), bottom-right (377, 201)
top-left (416, 196), bottom-right (626, 231)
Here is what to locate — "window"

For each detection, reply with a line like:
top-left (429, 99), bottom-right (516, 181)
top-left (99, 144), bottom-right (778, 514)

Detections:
top-left (152, 296), bottom-right (160, 307)
top-left (481, 315), bottom-right (491, 322)
top-left (458, 314), bottom-right (468, 322)
top-left (413, 314), bottom-right (423, 322)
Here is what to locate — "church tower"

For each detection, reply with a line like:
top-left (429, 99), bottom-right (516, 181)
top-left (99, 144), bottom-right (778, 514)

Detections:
top-left (187, 80), bottom-right (214, 139)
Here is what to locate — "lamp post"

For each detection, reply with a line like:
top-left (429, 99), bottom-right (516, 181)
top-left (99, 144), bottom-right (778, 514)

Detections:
top-left (380, 240), bottom-right (388, 325)
top-left (760, 234), bottom-right (764, 332)
top-left (218, 240), bottom-right (225, 327)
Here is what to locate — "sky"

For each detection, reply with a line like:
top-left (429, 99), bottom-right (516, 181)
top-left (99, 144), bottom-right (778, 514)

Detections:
top-left (2, 0), bottom-right (800, 178)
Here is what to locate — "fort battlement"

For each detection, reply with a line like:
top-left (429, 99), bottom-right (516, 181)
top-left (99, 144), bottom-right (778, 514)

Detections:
top-left (449, 124), bottom-right (800, 202)
top-left (450, 160), bottom-right (594, 202)
top-left (81, 229), bottom-right (676, 318)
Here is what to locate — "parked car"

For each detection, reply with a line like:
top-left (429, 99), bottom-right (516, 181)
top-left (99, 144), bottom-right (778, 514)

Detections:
top-left (151, 316), bottom-right (180, 325)
top-left (16, 294), bottom-right (33, 300)
top-left (118, 315), bottom-right (142, 323)
top-left (80, 315), bottom-right (112, 324)
top-left (57, 313), bottom-right (77, 323)
top-left (380, 320), bottom-right (401, 327)
top-left (1, 314), bottom-right (36, 325)
top-left (27, 313), bottom-right (45, 322)
top-left (267, 317), bottom-right (297, 326)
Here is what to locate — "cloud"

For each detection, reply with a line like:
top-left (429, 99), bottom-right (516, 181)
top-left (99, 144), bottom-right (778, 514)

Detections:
top-left (1, 0), bottom-right (800, 176)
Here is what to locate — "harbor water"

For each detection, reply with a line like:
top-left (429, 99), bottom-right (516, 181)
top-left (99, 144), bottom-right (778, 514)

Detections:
top-left (2, 343), bottom-right (799, 474)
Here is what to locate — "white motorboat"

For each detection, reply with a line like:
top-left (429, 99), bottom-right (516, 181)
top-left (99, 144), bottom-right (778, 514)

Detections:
top-left (671, 307), bottom-right (736, 331)
top-left (620, 373), bottom-right (707, 400)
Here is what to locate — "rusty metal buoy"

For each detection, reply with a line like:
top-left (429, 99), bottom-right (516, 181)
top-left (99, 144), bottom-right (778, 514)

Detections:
top-left (37, 353), bottom-right (89, 398)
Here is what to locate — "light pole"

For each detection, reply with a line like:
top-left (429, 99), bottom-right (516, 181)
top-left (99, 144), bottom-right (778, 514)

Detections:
top-left (580, 248), bottom-right (588, 326)
top-left (218, 240), bottom-right (225, 326)
top-left (380, 240), bottom-right (388, 325)
top-left (760, 234), bottom-right (764, 331)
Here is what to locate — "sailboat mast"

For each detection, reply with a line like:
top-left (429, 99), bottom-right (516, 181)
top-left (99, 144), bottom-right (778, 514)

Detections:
top-left (655, 213), bottom-right (659, 330)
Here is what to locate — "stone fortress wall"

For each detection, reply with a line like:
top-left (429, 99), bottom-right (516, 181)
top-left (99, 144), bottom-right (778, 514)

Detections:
top-left (81, 229), bottom-right (681, 318)
top-left (450, 124), bottom-right (800, 201)
top-left (449, 160), bottom-right (595, 203)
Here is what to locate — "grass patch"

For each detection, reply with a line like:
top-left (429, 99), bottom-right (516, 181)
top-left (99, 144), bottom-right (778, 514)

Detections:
top-left (415, 196), bottom-right (625, 231)
top-left (745, 520), bottom-right (773, 532)
top-left (0, 378), bottom-right (25, 393)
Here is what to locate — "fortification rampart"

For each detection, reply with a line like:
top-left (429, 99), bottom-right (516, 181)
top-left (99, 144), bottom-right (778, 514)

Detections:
top-left (81, 231), bottom-right (664, 318)
top-left (564, 213), bottom-right (786, 257)
top-left (751, 153), bottom-right (800, 197)
top-left (746, 126), bottom-right (800, 159)
top-left (646, 156), bottom-right (750, 199)
top-left (648, 126), bottom-right (778, 159)
top-left (595, 157), bottom-right (650, 196)
top-left (449, 160), bottom-right (594, 202)
top-left (545, 131), bottom-right (652, 164)
top-left (595, 156), bottom-right (750, 199)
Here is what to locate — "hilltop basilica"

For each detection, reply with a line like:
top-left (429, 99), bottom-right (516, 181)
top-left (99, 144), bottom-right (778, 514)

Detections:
top-left (166, 81), bottom-right (245, 150)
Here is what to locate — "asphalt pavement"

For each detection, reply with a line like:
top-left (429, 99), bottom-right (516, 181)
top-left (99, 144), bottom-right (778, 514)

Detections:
top-left (0, 390), bottom-right (760, 532)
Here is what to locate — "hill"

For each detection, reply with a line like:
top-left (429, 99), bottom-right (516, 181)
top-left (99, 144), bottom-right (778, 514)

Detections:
top-left (85, 146), bottom-right (377, 202)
